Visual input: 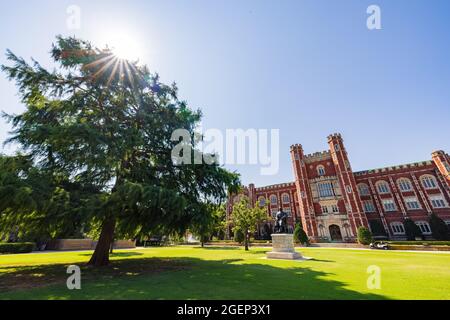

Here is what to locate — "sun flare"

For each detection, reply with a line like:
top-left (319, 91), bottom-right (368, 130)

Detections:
top-left (103, 32), bottom-right (142, 61)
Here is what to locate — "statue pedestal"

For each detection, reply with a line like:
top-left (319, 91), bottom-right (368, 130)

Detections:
top-left (267, 234), bottom-right (303, 260)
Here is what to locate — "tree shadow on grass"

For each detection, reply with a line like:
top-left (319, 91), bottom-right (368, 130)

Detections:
top-left (78, 252), bottom-right (144, 258)
top-left (309, 258), bottom-right (335, 263)
top-left (194, 246), bottom-right (241, 251)
top-left (0, 257), bottom-right (189, 293)
top-left (0, 255), bottom-right (388, 300)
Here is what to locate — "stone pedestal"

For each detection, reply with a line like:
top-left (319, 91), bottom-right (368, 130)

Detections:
top-left (266, 234), bottom-right (303, 260)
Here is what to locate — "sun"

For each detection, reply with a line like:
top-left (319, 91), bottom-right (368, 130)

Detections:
top-left (103, 32), bottom-right (142, 61)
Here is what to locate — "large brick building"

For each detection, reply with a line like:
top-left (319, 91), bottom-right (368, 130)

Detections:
top-left (227, 133), bottom-right (450, 242)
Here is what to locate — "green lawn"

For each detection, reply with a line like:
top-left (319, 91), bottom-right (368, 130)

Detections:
top-left (1, 246), bottom-right (449, 300)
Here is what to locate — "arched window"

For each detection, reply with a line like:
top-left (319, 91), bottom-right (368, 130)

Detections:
top-left (270, 195), bottom-right (278, 205)
top-left (258, 197), bottom-right (266, 207)
top-left (376, 181), bottom-right (390, 194)
top-left (317, 165), bottom-right (326, 176)
top-left (397, 178), bottom-right (412, 192)
top-left (282, 193), bottom-right (290, 204)
top-left (421, 175), bottom-right (438, 189)
top-left (358, 183), bottom-right (370, 196)
top-left (390, 222), bottom-right (405, 235)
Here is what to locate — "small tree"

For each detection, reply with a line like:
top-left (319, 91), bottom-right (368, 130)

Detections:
top-left (230, 196), bottom-right (267, 251)
top-left (233, 229), bottom-right (245, 244)
top-left (357, 227), bottom-right (373, 245)
top-left (404, 219), bottom-right (422, 241)
top-left (429, 213), bottom-right (450, 240)
top-left (294, 223), bottom-right (309, 246)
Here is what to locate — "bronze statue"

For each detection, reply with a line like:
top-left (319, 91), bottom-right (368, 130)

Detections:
top-left (274, 207), bottom-right (288, 234)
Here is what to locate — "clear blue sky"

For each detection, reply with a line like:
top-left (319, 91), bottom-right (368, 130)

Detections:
top-left (1, 0), bottom-right (449, 187)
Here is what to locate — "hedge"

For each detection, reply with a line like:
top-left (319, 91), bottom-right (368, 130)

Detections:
top-left (0, 242), bottom-right (35, 254)
top-left (387, 241), bottom-right (450, 246)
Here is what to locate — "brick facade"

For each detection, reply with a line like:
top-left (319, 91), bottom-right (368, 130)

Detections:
top-left (227, 133), bottom-right (450, 242)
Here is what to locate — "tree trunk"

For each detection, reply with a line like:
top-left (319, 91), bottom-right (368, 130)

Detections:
top-left (88, 218), bottom-right (116, 267)
top-left (201, 241), bottom-right (205, 248)
top-left (244, 231), bottom-right (249, 251)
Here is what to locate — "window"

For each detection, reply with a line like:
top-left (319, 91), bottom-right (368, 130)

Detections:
top-left (271, 210), bottom-right (277, 218)
top-left (335, 144), bottom-right (340, 151)
top-left (321, 206), bottom-right (329, 214)
top-left (318, 225), bottom-right (326, 237)
top-left (404, 197), bottom-right (421, 210)
top-left (363, 200), bottom-right (376, 213)
top-left (391, 222), bottom-right (405, 235)
top-left (346, 185), bottom-right (352, 194)
top-left (358, 184), bottom-right (370, 196)
top-left (258, 197), bottom-right (266, 207)
top-left (398, 178), bottom-right (412, 192)
top-left (421, 175), bottom-right (437, 189)
top-left (429, 195), bottom-right (448, 208)
top-left (282, 193), bottom-right (290, 204)
top-left (284, 208), bottom-right (292, 217)
top-left (332, 205), bottom-right (339, 213)
top-left (317, 182), bottom-right (334, 198)
top-left (270, 195), bottom-right (278, 205)
top-left (415, 221), bottom-right (431, 235)
top-left (382, 199), bottom-right (396, 212)
top-left (377, 181), bottom-right (390, 194)
top-left (317, 165), bottom-right (326, 176)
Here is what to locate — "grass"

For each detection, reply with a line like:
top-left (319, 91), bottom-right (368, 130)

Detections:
top-left (0, 246), bottom-right (449, 300)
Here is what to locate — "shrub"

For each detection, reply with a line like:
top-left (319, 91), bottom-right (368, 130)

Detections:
top-left (404, 219), bottom-right (423, 241)
top-left (0, 242), bottom-right (35, 254)
top-left (294, 224), bottom-right (309, 245)
top-left (357, 227), bottom-right (373, 245)
top-left (387, 241), bottom-right (450, 246)
top-left (429, 213), bottom-right (450, 240)
top-left (233, 229), bottom-right (245, 244)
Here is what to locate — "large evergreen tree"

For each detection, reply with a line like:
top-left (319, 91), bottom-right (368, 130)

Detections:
top-left (404, 218), bottom-right (422, 241)
top-left (0, 154), bottom-right (95, 243)
top-left (428, 213), bottom-right (450, 241)
top-left (1, 36), bottom-right (239, 266)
